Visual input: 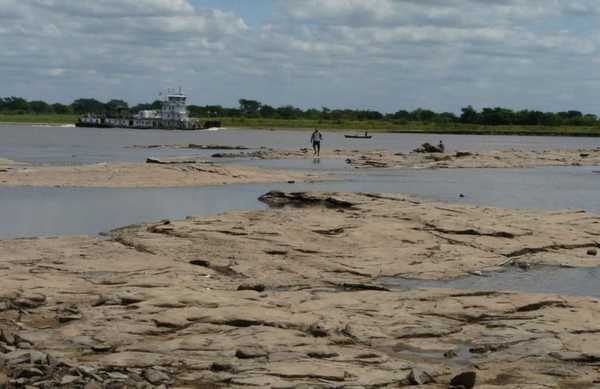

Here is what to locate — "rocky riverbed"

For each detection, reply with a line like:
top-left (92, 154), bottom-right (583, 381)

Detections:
top-left (2, 191), bottom-right (600, 387)
top-left (0, 160), bottom-right (324, 188)
top-left (206, 146), bottom-right (600, 169)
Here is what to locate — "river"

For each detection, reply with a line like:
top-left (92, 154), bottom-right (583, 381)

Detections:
top-left (1, 124), bottom-right (600, 238)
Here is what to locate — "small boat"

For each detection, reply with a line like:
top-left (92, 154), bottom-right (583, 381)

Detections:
top-left (345, 133), bottom-right (372, 139)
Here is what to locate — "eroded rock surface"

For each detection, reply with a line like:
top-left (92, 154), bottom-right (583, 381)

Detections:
top-left (2, 192), bottom-right (600, 387)
top-left (212, 147), bottom-right (600, 169)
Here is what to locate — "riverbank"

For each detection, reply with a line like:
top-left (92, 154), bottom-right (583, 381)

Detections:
top-left (3, 114), bottom-right (600, 136)
top-left (0, 160), bottom-right (324, 188)
top-left (220, 117), bottom-right (600, 136)
top-left (1, 191), bottom-right (600, 387)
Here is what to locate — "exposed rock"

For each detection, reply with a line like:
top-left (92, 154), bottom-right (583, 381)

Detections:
top-left (210, 362), bottom-right (237, 373)
top-left (0, 329), bottom-right (16, 345)
top-left (91, 343), bottom-right (114, 353)
top-left (235, 346), bottom-right (268, 359)
top-left (216, 146), bottom-right (600, 170)
top-left (143, 368), bottom-right (171, 384)
top-left (146, 157), bottom-right (201, 164)
top-left (2, 191), bottom-right (600, 387)
top-left (61, 375), bottom-right (81, 385)
top-left (237, 284), bottom-right (266, 292)
top-left (514, 300), bottom-right (570, 312)
top-left (258, 191), bottom-right (356, 209)
top-left (307, 351), bottom-right (339, 359)
top-left (549, 351), bottom-right (600, 364)
top-left (413, 142), bottom-right (444, 153)
top-left (406, 367), bottom-right (436, 385)
top-left (449, 371), bottom-right (476, 389)
top-left (57, 304), bottom-right (82, 323)
top-left (14, 293), bottom-right (47, 309)
top-left (455, 151), bottom-right (473, 158)
top-left (307, 323), bottom-right (330, 337)
top-left (14, 366), bottom-right (44, 379)
top-left (3, 350), bottom-right (48, 366)
top-left (84, 380), bottom-right (103, 389)
top-left (338, 282), bottom-right (390, 291)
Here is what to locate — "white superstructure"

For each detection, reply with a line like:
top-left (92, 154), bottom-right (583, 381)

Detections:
top-left (77, 88), bottom-right (198, 129)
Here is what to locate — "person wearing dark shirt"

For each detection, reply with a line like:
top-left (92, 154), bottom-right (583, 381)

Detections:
top-left (310, 129), bottom-right (322, 157)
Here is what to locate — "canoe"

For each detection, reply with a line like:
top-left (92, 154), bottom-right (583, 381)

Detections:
top-left (344, 135), bottom-right (372, 139)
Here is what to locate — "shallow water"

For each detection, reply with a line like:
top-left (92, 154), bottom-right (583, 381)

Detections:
top-left (2, 124), bottom-right (600, 165)
top-left (1, 165), bottom-right (600, 239)
top-left (383, 266), bottom-right (600, 299)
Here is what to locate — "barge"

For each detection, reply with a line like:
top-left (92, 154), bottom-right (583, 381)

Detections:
top-left (76, 90), bottom-right (220, 130)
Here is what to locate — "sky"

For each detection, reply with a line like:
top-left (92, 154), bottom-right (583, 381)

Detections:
top-left (2, 0), bottom-right (600, 113)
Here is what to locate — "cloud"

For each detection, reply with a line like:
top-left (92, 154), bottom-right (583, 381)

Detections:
top-left (1, 0), bottom-right (599, 113)
top-left (30, 0), bottom-right (195, 17)
top-left (0, 1), bottom-right (248, 92)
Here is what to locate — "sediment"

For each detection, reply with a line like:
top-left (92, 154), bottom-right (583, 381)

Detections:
top-left (1, 191), bottom-right (600, 387)
top-left (0, 161), bottom-right (324, 188)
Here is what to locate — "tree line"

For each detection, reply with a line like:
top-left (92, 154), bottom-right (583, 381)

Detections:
top-left (1, 96), bottom-right (599, 127)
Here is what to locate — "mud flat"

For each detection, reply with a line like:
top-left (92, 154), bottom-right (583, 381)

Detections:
top-left (210, 146), bottom-right (600, 169)
top-left (2, 191), bottom-right (600, 387)
top-left (0, 160), bottom-right (324, 188)
top-left (0, 158), bottom-right (26, 171)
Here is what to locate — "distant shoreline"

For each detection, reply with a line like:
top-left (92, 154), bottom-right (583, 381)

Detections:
top-left (2, 115), bottom-right (600, 137)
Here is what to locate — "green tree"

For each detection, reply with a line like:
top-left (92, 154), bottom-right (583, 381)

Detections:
top-left (259, 104), bottom-right (276, 118)
top-left (239, 99), bottom-right (262, 116)
top-left (51, 103), bottom-right (71, 114)
top-left (0, 97), bottom-right (28, 112)
top-left (29, 100), bottom-right (51, 114)
top-left (460, 105), bottom-right (479, 123)
top-left (71, 98), bottom-right (105, 114)
top-left (105, 99), bottom-right (129, 115)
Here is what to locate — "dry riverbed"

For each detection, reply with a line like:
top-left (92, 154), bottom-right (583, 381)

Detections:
top-left (0, 159), bottom-right (323, 188)
top-left (2, 191), bottom-right (600, 387)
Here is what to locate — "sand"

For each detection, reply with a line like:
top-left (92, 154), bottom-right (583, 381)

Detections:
top-left (0, 160), bottom-right (325, 188)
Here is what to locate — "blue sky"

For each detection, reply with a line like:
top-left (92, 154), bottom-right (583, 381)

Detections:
top-left (2, 0), bottom-right (600, 114)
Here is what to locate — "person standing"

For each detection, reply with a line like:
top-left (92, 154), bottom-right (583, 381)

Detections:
top-left (310, 129), bottom-right (322, 157)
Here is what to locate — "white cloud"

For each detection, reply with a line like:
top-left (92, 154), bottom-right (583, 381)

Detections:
top-left (1, 0), bottom-right (600, 113)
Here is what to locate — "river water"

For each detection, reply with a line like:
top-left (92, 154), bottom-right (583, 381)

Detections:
top-left (2, 124), bottom-right (600, 165)
top-left (1, 124), bottom-right (600, 239)
top-left (384, 266), bottom-right (600, 299)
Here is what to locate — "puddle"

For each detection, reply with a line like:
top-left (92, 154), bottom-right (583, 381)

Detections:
top-left (379, 343), bottom-right (474, 367)
top-left (382, 266), bottom-right (600, 298)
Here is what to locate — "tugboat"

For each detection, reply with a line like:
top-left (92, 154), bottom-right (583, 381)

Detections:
top-left (76, 89), bottom-right (220, 130)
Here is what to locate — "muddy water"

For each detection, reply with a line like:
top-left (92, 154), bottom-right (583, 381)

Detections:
top-left (2, 124), bottom-right (600, 165)
top-left (383, 266), bottom-right (600, 298)
top-left (1, 165), bottom-right (600, 239)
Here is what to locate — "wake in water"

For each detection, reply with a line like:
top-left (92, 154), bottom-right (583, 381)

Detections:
top-left (36, 124), bottom-right (76, 128)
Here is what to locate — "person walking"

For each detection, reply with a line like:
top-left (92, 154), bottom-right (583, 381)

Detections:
top-left (310, 129), bottom-right (322, 157)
